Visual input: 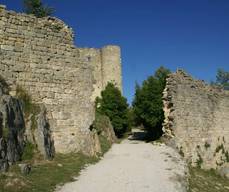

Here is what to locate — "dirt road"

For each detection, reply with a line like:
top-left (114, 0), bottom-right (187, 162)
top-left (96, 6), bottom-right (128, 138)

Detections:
top-left (56, 132), bottom-right (187, 192)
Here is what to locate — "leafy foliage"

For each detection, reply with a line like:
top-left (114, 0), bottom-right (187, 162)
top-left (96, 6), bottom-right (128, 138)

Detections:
top-left (96, 82), bottom-right (129, 138)
top-left (132, 66), bottom-right (170, 139)
top-left (216, 69), bottom-right (229, 90)
top-left (23, 0), bottom-right (54, 18)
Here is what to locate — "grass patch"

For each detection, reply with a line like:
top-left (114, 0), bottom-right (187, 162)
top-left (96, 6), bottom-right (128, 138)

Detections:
top-left (21, 142), bottom-right (36, 161)
top-left (0, 153), bottom-right (98, 192)
top-left (188, 167), bottom-right (229, 192)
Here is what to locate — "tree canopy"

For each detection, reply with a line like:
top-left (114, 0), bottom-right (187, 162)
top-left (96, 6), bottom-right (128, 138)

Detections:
top-left (23, 0), bottom-right (54, 18)
top-left (132, 66), bottom-right (170, 139)
top-left (216, 69), bottom-right (229, 90)
top-left (96, 82), bottom-right (129, 138)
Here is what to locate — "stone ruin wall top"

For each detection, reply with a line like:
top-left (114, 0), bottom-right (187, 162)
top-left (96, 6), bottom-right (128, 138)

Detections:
top-left (163, 70), bottom-right (229, 169)
top-left (0, 5), bottom-right (122, 155)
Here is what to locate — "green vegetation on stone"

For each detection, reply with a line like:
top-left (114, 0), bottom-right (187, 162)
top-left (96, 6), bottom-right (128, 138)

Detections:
top-left (91, 113), bottom-right (110, 135)
top-left (0, 75), bottom-right (10, 94)
top-left (23, 0), bottom-right (54, 18)
top-left (99, 135), bottom-right (111, 155)
top-left (132, 66), bottom-right (170, 139)
top-left (16, 85), bottom-right (40, 118)
top-left (96, 82), bottom-right (129, 138)
top-left (90, 113), bottom-right (113, 155)
top-left (21, 142), bottom-right (35, 161)
top-left (204, 142), bottom-right (210, 149)
top-left (196, 153), bottom-right (203, 168)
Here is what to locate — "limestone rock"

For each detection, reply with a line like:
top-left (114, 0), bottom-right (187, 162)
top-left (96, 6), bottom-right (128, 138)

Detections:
top-left (0, 86), bottom-right (25, 171)
top-left (36, 105), bottom-right (55, 159)
top-left (218, 166), bottom-right (229, 179)
top-left (18, 163), bottom-right (31, 175)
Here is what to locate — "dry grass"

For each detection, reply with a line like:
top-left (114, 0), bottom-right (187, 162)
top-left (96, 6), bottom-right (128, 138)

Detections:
top-left (0, 153), bottom-right (98, 192)
top-left (188, 167), bottom-right (229, 192)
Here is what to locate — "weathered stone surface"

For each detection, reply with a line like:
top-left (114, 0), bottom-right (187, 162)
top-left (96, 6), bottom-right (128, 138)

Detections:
top-left (163, 70), bottom-right (229, 170)
top-left (99, 116), bottom-right (116, 144)
top-left (218, 165), bottom-right (229, 178)
top-left (18, 163), bottom-right (31, 175)
top-left (0, 6), bottom-right (122, 155)
top-left (36, 105), bottom-right (55, 159)
top-left (0, 85), bottom-right (25, 170)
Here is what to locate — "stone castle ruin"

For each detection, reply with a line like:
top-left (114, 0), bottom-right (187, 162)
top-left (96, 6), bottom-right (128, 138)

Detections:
top-left (0, 5), bottom-right (122, 156)
top-left (163, 70), bottom-right (229, 170)
top-left (1, 4), bottom-right (228, 174)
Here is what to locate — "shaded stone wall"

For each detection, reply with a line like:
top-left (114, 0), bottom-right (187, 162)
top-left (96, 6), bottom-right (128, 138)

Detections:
top-left (163, 70), bottom-right (229, 169)
top-left (0, 6), bottom-right (122, 155)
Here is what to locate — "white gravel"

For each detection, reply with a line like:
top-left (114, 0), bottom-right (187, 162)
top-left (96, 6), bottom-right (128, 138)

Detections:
top-left (56, 136), bottom-right (187, 192)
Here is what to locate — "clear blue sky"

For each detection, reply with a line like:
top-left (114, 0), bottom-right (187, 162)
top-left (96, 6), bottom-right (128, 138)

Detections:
top-left (2, 0), bottom-right (229, 103)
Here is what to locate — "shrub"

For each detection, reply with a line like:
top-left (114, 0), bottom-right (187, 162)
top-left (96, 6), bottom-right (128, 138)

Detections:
top-left (23, 0), bottom-right (54, 18)
top-left (96, 82), bottom-right (129, 138)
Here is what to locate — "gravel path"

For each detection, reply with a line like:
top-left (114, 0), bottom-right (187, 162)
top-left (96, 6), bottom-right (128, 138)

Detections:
top-left (56, 133), bottom-right (187, 192)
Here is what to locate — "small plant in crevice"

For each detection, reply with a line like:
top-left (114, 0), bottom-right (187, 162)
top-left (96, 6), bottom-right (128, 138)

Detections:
top-left (196, 152), bottom-right (203, 168)
top-left (0, 75), bottom-right (10, 94)
top-left (225, 151), bottom-right (229, 162)
top-left (16, 85), bottom-right (40, 118)
top-left (213, 143), bottom-right (229, 164)
top-left (178, 146), bottom-right (184, 157)
top-left (204, 142), bottom-right (211, 150)
top-left (214, 144), bottom-right (225, 155)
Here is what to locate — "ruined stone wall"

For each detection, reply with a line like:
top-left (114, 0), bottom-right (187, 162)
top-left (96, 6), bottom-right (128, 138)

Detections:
top-left (163, 70), bottom-right (229, 169)
top-left (0, 5), bottom-right (122, 155)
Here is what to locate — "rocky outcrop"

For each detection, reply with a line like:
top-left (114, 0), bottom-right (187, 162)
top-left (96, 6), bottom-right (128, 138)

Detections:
top-left (0, 85), bottom-right (25, 171)
top-left (163, 70), bottom-right (229, 171)
top-left (91, 114), bottom-right (117, 145)
top-left (25, 105), bottom-right (55, 160)
top-left (36, 106), bottom-right (55, 159)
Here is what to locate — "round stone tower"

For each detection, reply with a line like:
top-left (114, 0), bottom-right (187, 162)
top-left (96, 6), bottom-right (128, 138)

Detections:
top-left (101, 45), bottom-right (123, 93)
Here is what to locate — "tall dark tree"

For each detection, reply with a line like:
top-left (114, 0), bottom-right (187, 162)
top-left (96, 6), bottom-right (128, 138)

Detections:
top-left (132, 66), bottom-right (170, 139)
top-left (96, 82), bottom-right (129, 138)
top-left (23, 0), bottom-right (54, 18)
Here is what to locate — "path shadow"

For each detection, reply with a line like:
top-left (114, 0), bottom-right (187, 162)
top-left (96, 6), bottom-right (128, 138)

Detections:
top-left (128, 129), bottom-right (153, 142)
top-left (128, 128), bottom-right (163, 142)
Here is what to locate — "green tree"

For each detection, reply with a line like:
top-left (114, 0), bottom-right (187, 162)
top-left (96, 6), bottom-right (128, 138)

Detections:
top-left (216, 69), bottom-right (229, 90)
top-left (23, 0), bottom-right (54, 18)
top-left (96, 82), bottom-right (129, 138)
top-left (132, 66), bottom-right (170, 139)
